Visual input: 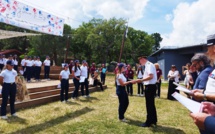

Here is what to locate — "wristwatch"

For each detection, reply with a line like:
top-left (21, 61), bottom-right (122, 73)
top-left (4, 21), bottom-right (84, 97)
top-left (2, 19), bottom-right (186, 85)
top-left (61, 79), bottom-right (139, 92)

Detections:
top-left (203, 94), bottom-right (207, 101)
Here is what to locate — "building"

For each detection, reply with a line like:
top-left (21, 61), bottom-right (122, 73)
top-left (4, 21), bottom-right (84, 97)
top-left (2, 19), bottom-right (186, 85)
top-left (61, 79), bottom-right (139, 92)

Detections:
top-left (148, 44), bottom-right (207, 80)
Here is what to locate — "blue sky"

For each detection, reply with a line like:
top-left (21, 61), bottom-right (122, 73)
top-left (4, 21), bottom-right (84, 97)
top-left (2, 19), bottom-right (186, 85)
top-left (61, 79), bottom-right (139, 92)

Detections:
top-left (19, 0), bottom-right (215, 46)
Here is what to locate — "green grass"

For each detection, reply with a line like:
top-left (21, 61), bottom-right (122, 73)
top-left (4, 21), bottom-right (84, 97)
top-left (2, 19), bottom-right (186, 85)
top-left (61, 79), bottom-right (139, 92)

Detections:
top-left (0, 75), bottom-right (199, 134)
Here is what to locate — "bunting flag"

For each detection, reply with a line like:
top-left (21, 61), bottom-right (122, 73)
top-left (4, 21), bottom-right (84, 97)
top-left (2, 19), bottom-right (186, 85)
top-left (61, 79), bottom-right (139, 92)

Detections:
top-left (0, 0), bottom-right (65, 36)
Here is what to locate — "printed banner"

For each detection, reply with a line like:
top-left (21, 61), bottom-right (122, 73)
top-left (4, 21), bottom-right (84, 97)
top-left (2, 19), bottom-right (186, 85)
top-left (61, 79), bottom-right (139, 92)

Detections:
top-left (0, 0), bottom-right (64, 36)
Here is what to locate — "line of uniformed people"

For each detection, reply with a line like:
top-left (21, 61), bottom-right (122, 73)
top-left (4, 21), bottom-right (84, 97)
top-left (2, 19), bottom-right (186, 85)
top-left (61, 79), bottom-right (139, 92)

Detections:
top-left (0, 54), bottom-right (19, 73)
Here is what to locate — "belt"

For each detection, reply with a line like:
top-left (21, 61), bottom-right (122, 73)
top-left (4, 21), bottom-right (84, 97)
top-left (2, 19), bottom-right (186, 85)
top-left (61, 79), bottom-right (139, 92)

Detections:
top-left (4, 82), bottom-right (15, 85)
top-left (62, 78), bottom-right (69, 80)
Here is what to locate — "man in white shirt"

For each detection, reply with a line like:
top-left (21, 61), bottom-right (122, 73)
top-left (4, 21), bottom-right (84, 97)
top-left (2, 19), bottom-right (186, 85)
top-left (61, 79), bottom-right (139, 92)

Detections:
top-left (0, 54), bottom-right (4, 72)
top-left (80, 60), bottom-right (89, 97)
top-left (43, 56), bottom-right (51, 80)
top-left (25, 56), bottom-right (33, 82)
top-left (136, 56), bottom-right (157, 127)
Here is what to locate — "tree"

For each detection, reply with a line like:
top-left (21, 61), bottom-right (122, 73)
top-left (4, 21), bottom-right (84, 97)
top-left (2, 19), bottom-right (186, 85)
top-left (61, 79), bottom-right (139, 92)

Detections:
top-left (151, 33), bottom-right (163, 52)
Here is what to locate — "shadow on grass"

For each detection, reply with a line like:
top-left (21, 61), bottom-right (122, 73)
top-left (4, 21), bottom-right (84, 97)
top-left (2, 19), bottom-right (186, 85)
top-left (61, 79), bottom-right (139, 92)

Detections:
top-left (151, 125), bottom-right (186, 134)
top-left (79, 97), bottom-right (99, 103)
top-left (126, 118), bottom-right (185, 134)
top-left (7, 116), bottom-right (27, 124)
top-left (9, 107), bottom-right (94, 134)
top-left (66, 101), bottom-right (81, 106)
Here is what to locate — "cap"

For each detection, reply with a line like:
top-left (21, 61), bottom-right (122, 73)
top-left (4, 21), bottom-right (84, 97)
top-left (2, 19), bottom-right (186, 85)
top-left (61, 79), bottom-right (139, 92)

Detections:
top-left (75, 60), bottom-right (79, 63)
top-left (9, 54), bottom-right (12, 57)
top-left (138, 55), bottom-right (148, 60)
top-left (37, 56), bottom-right (40, 59)
top-left (64, 64), bottom-right (69, 67)
top-left (118, 63), bottom-right (125, 68)
top-left (28, 56), bottom-right (31, 59)
top-left (171, 65), bottom-right (176, 68)
top-left (207, 34), bottom-right (215, 46)
top-left (82, 60), bottom-right (87, 63)
top-left (46, 55), bottom-right (49, 58)
top-left (6, 60), bottom-right (14, 66)
top-left (14, 54), bottom-right (17, 57)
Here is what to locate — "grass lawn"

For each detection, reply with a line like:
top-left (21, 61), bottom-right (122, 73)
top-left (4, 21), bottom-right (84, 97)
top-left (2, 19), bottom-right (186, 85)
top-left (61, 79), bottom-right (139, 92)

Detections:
top-left (0, 75), bottom-right (199, 134)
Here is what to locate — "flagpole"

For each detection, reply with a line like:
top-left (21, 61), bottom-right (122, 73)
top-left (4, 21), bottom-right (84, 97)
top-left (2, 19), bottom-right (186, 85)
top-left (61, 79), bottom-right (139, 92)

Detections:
top-left (118, 23), bottom-right (128, 63)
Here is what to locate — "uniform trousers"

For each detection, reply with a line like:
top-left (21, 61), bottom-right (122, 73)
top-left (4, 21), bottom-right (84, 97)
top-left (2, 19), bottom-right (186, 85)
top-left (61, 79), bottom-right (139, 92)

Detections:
top-left (144, 84), bottom-right (157, 125)
top-left (32, 66), bottom-right (36, 78)
top-left (1, 83), bottom-right (17, 116)
top-left (35, 66), bottom-right (41, 80)
top-left (137, 82), bottom-right (144, 95)
top-left (14, 65), bottom-right (18, 72)
top-left (116, 86), bottom-right (129, 120)
top-left (126, 79), bottom-right (133, 95)
top-left (22, 66), bottom-right (27, 78)
top-left (60, 79), bottom-right (69, 101)
top-left (93, 79), bottom-right (103, 91)
top-left (72, 77), bottom-right (80, 98)
top-left (26, 66), bottom-right (32, 81)
top-left (44, 66), bottom-right (50, 79)
top-left (0, 64), bottom-right (4, 71)
top-left (156, 80), bottom-right (161, 97)
top-left (100, 73), bottom-right (106, 85)
top-left (80, 78), bottom-right (89, 96)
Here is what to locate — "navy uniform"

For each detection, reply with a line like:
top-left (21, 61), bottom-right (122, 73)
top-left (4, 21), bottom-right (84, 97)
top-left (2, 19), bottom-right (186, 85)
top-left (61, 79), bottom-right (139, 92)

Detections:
top-left (72, 60), bottom-right (81, 99)
top-left (138, 56), bottom-right (157, 127)
top-left (0, 54), bottom-right (4, 71)
top-left (0, 60), bottom-right (17, 119)
top-left (13, 55), bottom-right (18, 72)
top-left (25, 56), bottom-right (33, 82)
top-left (34, 57), bottom-right (42, 81)
top-left (116, 63), bottom-right (129, 121)
top-left (43, 56), bottom-right (51, 80)
top-left (80, 60), bottom-right (89, 97)
top-left (59, 64), bottom-right (70, 102)
top-left (21, 56), bottom-right (27, 78)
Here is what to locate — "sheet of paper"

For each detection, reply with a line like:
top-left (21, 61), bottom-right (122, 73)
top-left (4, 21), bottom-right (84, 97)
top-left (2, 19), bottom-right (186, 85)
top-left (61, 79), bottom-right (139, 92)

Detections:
top-left (172, 92), bottom-right (202, 113)
top-left (79, 76), bottom-right (85, 83)
top-left (173, 82), bottom-right (193, 94)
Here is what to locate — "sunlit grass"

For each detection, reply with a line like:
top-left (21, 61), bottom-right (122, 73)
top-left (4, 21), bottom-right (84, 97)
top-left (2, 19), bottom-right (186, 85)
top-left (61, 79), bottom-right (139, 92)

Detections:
top-left (0, 74), bottom-right (199, 134)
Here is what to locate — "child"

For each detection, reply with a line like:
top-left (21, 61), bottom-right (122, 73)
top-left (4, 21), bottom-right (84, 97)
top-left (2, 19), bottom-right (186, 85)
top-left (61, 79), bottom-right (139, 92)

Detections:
top-left (59, 64), bottom-right (70, 102)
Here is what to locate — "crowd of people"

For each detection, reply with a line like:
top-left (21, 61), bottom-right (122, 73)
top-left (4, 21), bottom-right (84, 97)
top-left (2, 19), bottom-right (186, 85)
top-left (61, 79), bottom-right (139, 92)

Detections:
top-left (1, 34), bottom-right (215, 133)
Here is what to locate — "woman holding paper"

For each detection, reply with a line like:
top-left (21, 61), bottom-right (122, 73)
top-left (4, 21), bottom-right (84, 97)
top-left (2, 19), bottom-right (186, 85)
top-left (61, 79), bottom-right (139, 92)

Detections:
top-left (71, 60), bottom-right (81, 100)
top-left (167, 65), bottom-right (180, 100)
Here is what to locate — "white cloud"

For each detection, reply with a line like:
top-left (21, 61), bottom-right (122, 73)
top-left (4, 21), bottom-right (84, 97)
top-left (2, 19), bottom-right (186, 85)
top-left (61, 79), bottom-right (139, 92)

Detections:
top-left (161, 0), bottom-right (215, 47)
top-left (165, 14), bottom-right (172, 22)
top-left (19, 0), bottom-right (149, 28)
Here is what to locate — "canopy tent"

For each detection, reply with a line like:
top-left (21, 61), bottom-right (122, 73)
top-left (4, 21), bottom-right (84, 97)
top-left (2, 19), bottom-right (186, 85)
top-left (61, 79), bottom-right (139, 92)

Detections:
top-left (0, 29), bottom-right (40, 40)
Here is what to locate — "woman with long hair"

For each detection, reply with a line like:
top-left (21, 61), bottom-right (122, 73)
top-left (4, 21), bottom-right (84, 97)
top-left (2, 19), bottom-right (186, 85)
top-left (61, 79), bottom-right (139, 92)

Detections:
top-left (72, 60), bottom-right (81, 100)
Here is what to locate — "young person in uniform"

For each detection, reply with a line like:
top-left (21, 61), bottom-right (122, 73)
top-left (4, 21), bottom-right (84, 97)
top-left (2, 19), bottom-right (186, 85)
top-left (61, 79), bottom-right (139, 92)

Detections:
top-left (13, 55), bottom-right (18, 72)
top-left (90, 63), bottom-right (96, 77)
top-left (0, 60), bottom-right (18, 119)
top-left (116, 63), bottom-right (132, 122)
top-left (80, 60), bottom-right (89, 97)
top-left (136, 65), bottom-right (144, 96)
top-left (100, 63), bottom-right (107, 85)
top-left (71, 60), bottom-right (81, 100)
top-left (25, 56), bottom-right (33, 82)
top-left (34, 57), bottom-right (42, 81)
top-left (21, 55), bottom-right (27, 78)
top-left (136, 56), bottom-right (157, 127)
top-left (43, 56), bottom-right (51, 80)
top-left (59, 64), bottom-right (70, 102)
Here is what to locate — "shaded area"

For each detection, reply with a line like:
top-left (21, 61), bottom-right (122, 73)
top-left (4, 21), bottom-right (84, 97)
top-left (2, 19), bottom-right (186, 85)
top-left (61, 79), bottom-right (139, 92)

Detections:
top-left (9, 107), bottom-right (94, 134)
top-left (126, 118), bottom-right (185, 134)
top-left (7, 116), bottom-right (27, 125)
top-left (79, 97), bottom-right (99, 103)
